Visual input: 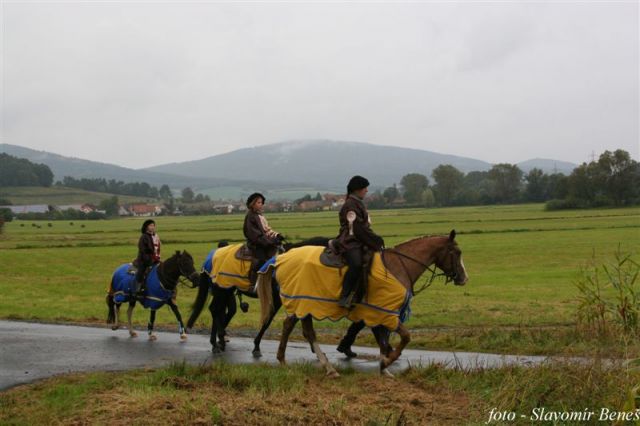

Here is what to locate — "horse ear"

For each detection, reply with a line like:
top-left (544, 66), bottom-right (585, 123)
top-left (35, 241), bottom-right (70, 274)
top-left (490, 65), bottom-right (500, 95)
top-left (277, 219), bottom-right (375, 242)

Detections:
top-left (175, 250), bottom-right (180, 256)
top-left (449, 229), bottom-right (456, 241)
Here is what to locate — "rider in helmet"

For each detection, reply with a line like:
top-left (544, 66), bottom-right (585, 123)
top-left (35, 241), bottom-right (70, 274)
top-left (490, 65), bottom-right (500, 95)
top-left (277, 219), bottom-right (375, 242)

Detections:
top-left (134, 219), bottom-right (161, 297)
top-left (336, 176), bottom-right (384, 308)
top-left (243, 193), bottom-right (283, 283)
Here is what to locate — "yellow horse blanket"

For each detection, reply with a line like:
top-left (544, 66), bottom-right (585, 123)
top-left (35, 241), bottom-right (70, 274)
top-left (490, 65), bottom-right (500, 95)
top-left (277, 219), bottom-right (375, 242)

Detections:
top-left (274, 246), bottom-right (409, 330)
top-left (209, 243), bottom-right (252, 292)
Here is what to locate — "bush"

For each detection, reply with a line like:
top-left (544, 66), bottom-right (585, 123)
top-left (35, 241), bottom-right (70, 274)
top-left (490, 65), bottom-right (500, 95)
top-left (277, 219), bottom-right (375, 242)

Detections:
top-left (0, 208), bottom-right (13, 222)
top-left (576, 248), bottom-right (640, 336)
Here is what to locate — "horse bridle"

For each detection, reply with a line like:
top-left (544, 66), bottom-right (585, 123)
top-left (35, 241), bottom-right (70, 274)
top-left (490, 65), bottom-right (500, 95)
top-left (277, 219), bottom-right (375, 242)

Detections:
top-left (158, 255), bottom-right (199, 290)
top-left (384, 244), bottom-right (461, 294)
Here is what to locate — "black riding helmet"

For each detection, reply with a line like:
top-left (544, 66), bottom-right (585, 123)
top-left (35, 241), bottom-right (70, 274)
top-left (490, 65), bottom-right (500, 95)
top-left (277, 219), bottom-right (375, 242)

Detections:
top-left (347, 175), bottom-right (369, 194)
top-left (246, 192), bottom-right (266, 208)
top-left (141, 219), bottom-right (155, 233)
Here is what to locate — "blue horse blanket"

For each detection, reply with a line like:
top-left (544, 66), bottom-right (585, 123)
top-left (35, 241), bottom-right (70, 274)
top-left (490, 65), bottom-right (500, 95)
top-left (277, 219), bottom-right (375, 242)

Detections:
top-left (111, 263), bottom-right (175, 310)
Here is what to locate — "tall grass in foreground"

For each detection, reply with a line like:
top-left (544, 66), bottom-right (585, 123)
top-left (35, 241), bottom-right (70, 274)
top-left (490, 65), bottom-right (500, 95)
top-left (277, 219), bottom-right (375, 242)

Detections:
top-left (1, 360), bottom-right (638, 425)
top-left (576, 247), bottom-right (640, 338)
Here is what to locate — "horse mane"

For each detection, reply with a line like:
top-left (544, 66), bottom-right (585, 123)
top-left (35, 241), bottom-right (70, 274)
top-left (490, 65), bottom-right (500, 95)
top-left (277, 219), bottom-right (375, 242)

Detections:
top-left (392, 234), bottom-right (447, 250)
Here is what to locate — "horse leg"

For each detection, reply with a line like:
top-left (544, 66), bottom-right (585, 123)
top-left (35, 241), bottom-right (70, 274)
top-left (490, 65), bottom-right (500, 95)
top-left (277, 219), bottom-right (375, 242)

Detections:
top-left (112, 302), bottom-right (122, 330)
top-left (336, 320), bottom-right (365, 358)
top-left (148, 310), bottom-right (157, 341)
top-left (127, 301), bottom-right (137, 338)
top-left (167, 300), bottom-right (187, 341)
top-left (208, 295), bottom-right (225, 353)
top-left (276, 315), bottom-right (298, 365)
top-left (372, 326), bottom-right (395, 377)
top-left (301, 317), bottom-right (339, 378)
top-left (223, 289), bottom-right (237, 342)
top-left (212, 288), bottom-right (228, 351)
top-left (380, 324), bottom-right (410, 371)
top-left (252, 295), bottom-right (281, 358)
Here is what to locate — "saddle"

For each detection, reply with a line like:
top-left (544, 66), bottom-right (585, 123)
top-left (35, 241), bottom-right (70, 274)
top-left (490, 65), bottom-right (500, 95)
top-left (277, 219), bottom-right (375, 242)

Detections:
top-left (319, 248), bottom-right (345, 268)
top-left (235, 244), bottom-right (254, 261)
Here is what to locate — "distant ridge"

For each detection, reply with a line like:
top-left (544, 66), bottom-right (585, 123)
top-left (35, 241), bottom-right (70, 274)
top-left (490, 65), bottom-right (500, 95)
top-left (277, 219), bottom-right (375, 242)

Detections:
top-left (144, 140), bottom-right (493, 189)
top-left (145, 140), bottom-right (577, 188)
top-left (0, 144), bottom-right (256, 189)
top-left (1, 141), bottom-right (578, 199)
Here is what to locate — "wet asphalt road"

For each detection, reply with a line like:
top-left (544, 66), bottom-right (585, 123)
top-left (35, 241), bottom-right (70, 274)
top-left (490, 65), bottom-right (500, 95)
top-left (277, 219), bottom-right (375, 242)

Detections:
top-left (0, 320), bottom-right (549, 391)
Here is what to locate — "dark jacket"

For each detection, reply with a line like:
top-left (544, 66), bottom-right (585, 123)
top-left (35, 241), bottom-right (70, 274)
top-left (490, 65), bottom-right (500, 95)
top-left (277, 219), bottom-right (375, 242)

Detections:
top-left (136, 232), bottom-right (159, 267)
top-left (337, 195), bottom-right (384, 252)
top-left (243, 210), bottom-right (279, 250)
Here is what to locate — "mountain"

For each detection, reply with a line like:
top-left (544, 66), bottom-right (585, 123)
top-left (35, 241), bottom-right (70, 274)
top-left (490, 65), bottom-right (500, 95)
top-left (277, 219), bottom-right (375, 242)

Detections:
top-left (0, 144), bottom-right (251, 189)
top-left (2, 141), bottom-right (578, 200)
top-left (144, 140), bottom-right (500, 190)
top-left (516, 158), bottom-right (577, 175)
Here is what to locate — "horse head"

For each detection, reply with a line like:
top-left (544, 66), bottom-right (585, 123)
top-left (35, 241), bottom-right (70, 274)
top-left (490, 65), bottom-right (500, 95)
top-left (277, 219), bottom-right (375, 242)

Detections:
top-left (172, 250), bottom-right (200, 287)
top-left (433, 230), bottom-right (468, 286)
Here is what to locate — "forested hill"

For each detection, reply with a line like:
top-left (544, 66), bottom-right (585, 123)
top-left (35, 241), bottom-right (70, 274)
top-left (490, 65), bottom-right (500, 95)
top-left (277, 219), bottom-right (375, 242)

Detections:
top-left (144, 140), bottom-right (577, 188)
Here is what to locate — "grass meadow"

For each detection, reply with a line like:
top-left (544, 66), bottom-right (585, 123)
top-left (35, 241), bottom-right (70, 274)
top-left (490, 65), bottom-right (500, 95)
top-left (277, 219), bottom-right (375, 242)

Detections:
top-left (2, 203), bottom-right (640, 424)
top-left (1, 203), bottom-right (638, 355)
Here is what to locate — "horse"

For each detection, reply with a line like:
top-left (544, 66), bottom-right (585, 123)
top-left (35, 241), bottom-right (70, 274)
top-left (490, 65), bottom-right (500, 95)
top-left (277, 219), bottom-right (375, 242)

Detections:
top-left (187, 237), bottom-right (331, 354)
top-left (258, 230), bottom-right (468, 377)
top-left (106, 250), bottom-right (199, 341)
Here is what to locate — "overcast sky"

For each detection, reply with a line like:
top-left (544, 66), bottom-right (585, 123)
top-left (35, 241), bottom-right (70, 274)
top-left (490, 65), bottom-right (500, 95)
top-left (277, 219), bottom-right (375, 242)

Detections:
top-left (2, 1), bottom-right (638, 169)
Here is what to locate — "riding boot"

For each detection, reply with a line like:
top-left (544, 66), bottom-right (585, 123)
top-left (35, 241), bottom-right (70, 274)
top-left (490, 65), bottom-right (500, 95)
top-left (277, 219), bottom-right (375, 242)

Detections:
top-left (338, 281), bottom-right (354, 308)
top-left (336, 321), bottom-right (364, 358)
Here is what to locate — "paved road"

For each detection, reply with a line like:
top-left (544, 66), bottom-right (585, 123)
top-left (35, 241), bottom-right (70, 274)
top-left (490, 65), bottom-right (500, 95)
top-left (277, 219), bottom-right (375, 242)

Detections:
top-left (0, 320), bottom-right (549, 391)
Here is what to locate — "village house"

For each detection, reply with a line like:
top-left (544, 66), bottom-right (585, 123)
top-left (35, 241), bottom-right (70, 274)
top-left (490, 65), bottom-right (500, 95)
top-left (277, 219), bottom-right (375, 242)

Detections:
top-left (0, 204), bottom-right (51, 214)
top-left (127, 204), bottom-right (162, 217)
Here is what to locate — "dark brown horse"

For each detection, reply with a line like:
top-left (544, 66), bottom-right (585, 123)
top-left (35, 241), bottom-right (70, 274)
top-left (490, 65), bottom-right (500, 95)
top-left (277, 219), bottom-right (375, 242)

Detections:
top-left (187, 237), bottom-right (331, 354)
top-left (258, 230), bottom-right (468, 377)
top-left (107, 250), bottom-right (199, 341)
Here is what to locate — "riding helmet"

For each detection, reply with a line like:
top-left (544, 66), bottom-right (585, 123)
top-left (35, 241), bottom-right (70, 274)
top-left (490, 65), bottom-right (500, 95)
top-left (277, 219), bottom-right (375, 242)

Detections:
top-left (347, 175), bottom-right (370, 194)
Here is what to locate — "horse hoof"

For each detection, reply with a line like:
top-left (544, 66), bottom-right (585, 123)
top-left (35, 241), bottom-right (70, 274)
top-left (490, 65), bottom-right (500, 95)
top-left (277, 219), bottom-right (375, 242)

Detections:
top-left (326, 370), bottom-right (340, 379)
top-left (223, 335), bottom-right (230, 343)
top-left (252, 350), bottom-right (262, 358)
top-left (381, 368), bottom-right (395, 378)
top-left (380, 357), bottom-right (390, 370)
top-left (180, 334), bottom-right (187, 342)
top-left (211, 345), bottom-right (222, 354)
top-left (111, 325), bottom-right (119, 331)
top-left (149, 334), bottom-right (157, 341)
top-left (130, 331), bottom-right (138, 338)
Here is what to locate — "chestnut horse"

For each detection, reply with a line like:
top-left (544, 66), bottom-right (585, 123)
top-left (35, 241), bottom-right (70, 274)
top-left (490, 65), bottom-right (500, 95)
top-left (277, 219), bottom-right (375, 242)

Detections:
top-left (106, 250), bottom-right (199, 341)
top-left (258, 230), bottom-right (468, 377)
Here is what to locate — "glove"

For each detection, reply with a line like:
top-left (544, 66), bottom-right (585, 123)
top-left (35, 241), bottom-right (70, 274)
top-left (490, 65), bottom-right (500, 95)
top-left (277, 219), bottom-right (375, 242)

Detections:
top-left (275, 234), bottom-right (285, 244)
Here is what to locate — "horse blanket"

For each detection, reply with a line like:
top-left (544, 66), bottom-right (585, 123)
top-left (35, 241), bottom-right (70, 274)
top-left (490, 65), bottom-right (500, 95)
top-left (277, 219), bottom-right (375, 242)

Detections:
top-left (206, 243), bottom-right (252, 292)
top-left (273, 246), bottom-right (410, 331)
top-left (111, 263), bottom-right (175, 310)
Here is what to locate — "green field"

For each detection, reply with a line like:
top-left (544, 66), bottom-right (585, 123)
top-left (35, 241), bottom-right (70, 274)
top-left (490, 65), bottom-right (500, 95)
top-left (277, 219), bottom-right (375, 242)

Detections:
top-left (1, 204), bottom-right (638, 354)
top-left (0, 186), bottom-right (157, 205)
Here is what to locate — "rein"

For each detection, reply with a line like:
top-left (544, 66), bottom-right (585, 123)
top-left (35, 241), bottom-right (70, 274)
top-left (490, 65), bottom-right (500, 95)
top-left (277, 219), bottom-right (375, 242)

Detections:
top-left (384, 246), bottom-right (457, 294)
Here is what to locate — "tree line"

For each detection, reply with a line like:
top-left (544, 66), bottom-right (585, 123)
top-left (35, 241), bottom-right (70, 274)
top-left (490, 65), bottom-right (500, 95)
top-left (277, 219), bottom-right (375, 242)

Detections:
top-left (0, 153), bottom-right (54, 187)
top-left (365, 149), bottom-right (639, 210)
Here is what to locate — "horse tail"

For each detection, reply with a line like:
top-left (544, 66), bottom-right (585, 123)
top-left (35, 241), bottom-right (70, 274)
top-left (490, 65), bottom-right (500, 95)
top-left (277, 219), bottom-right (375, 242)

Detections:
top-left (258, 266), bottom-right (275, 326)
top-left (106, 278), bottom-right (116, 324)
top-left (187, 272), bottom-right (210, 329)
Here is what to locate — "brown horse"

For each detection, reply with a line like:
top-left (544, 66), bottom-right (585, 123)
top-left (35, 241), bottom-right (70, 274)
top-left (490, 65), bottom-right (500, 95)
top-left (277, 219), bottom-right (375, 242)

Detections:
top-left (258, 230), bottom-right (468, 377)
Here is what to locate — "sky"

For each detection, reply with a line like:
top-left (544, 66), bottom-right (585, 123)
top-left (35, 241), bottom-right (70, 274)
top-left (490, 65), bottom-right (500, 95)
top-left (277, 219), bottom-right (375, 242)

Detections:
top-left (2, 0), bottom-right (638, 169)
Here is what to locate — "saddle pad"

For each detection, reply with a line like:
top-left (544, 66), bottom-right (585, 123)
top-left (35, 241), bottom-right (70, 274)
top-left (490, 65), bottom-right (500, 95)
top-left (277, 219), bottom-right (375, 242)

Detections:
top-left (274, 246), bottom-right (409, 331)
top-left (210, 243), bottom-right (252, 292)
top-left (111, 264), bottom-right (174, 310)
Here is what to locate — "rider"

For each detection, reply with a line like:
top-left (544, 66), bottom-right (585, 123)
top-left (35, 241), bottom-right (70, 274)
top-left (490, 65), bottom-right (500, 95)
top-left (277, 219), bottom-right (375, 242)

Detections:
top-left (243, 193), bottom-right (284, 283)
top-left (134, 219), bottom-right (161, 296)
top-left (336, 176), bottom-right (384, 308)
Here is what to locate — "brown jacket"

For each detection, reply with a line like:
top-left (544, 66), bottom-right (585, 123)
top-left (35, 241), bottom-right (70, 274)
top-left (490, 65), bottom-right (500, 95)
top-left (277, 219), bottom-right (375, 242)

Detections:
top-left (243, 210), bottom-right (279, 250)
top-left (337, 195), bottom-right (384, 252)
